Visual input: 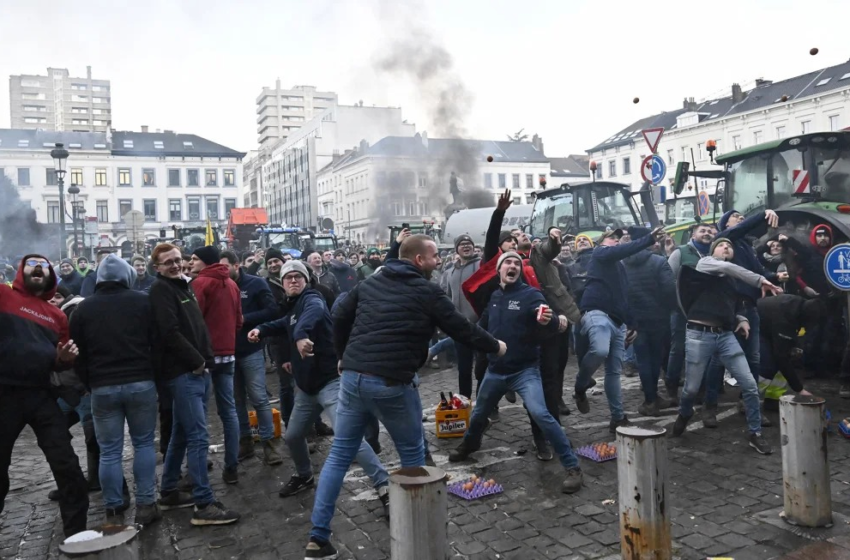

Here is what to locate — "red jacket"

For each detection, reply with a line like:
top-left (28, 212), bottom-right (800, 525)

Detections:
top-left (0, 255), bottom-right (70, 388)
top-left (462, 250), bottom-right (540, 317)
top-left (192, 264), bottom-right (243, 356)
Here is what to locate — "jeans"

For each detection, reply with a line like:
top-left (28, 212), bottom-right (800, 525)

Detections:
top-left (234, 352), bottom-right (274, 441)
top-left (91, 381), bottom-right (158, 508)
top-left (287, 378), bottom-right (388, 488)
top-left (666, 310), bottom-right (687, 388)
top-left (456, 342), bottom-right (475, 398)
top-left (161, 372), bottom-right (215, 505)
top-left (679, 329), bottom-right (761, 433)
top-left (58, 394), bottom-right (93, 428)
top-left (211, 361), bottom-right (239, 470)
top-left (311, 371), bottom-right (424, 542)
top-left (704, 304), bottom-right (760, 405)
top-left (428, 337), bottom-right (455, 358)
top-left (634, 327), bottom-right (666, 403)
top-left (529, 334), bottom-right (563, 442)
top-left (466, 367), bottom-right (579, 470)
top-left (624, 329), bottom-right (637, 367)
top-left (574, 310), bottom-right (625, 421)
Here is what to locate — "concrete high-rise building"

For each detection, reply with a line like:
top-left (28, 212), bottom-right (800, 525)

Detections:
top-left (9, 66), bottom-right (112, 133)
top-left (256, 81), bottom-right (337, 149)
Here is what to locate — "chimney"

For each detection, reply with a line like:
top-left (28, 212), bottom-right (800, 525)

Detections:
top-left (87, 65), bottom-right (92, 80)
top-left (141, 125), bottom-right (149, 133)
top-left (421, 131), bottom-right (429, 149)
top-left (755, 78), bottom-right (773, 88)
top-left (731, 83), bottom-right (745, 103)
top-left (532, 133), bottom-right (544, 154)
top-left (359, 139), bottom-right (369, 153)
top-left (682, 97), bottom-right (698, 111)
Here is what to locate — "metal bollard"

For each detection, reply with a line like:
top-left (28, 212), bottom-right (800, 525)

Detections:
top-left (616, 426), bottom-right (671, 560)
top-left (779, 394), bottom-right (833, 527)
top-left (58, 525), bottom-right (138, 560)
top-left (389, 466), bottom-right (448, 560)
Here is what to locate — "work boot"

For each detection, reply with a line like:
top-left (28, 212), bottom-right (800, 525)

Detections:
top-left (655, 394), bottom-right (672, 409)
top-left (638, 401), bottom-right (660, 417)
top-left (609, 415), bottom-right (632, 434)
top-left (533, 438), bottom-right (553, 461)
top-left (558, 398), bottom-right (571, 416)
top-left (135, 503), bottom-right (162, 527)
top-left (263, 440), bottom-right (283, 466)
top-left (448, 439), bottom-right (479, 462)
top-left (562, 468), bottom-right (583, 494)
top-left (664, 382), bottom-right (679, 407)
top-left (701, 404), bottom-right (718, 429)
top-left (222, 466), bottom-right (238, 485)
top-left (238, 436), bottom-right (255, 462)
top-left (104, 508), bottom-right (125, 526)
top-left (671, 413), bottom-right (692, 437)
top-left (574, 378), bottom-right (596, 414)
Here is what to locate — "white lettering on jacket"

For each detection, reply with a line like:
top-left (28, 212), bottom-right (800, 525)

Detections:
top-left (19, 306), bottom-right (56, 324)
top-left (508, 300), bottom-right (521, 311)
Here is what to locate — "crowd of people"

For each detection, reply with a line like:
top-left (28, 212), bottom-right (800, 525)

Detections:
top-left (0, 188), bottom-right (847, 559)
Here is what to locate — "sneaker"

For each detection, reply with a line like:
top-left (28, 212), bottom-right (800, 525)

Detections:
top-left (488, 408), bottom-right (500, 422)
top-left (505, 390), bottom-right (517, 404)
top-left (574, 378), bottom-right (596, 414)
top-left (377, 485), bottom-right (389, 519)
top-left (671, 413), bottom-right (692, 437)
top-left (304, 538), bottom-right (339, 559)
top-left (749, 432), bottom-right (773, 455)
top-left (448, 440), bottom-right (479, 462)
top-left (222, 466), bottom-right (238, 485)
top-left (315, 421), bottom-right (335, 437)
top-left (561, 467), bottom-right (583, 494)
top-left (267, 390), bottom-right (280, 405)
top-left (638, 400), bottom-right (660, 417)
top-left (158, 490), bottom-right (194, 511)
top-left (279, 475), bottom-right (315, 498)
top-left (608, 415), bottom-right (632, 434)
top-left (841, 385), bottom-right (850, 399)
top-left (558, 398), bottom-right (571, 416)
top-left (135, 503), bottom-right (162, 526)
top-left (238, 436), bottom-right (255, 462)
top-left (190, 501), bottom-right (240, 526)
top-left (534, 438), bottom-right (553, 461)
top-left (263, 440), bottom-right (283, 466)
top-left (701, 405), bottom-right (718, 429)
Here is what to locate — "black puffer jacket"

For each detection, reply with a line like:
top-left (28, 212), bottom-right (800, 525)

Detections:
top-left (333, 259), bottom-right (500, 383)
top-left (565, 248), bottom-right (594, 304)
top-left (622, 249), bottom-right (676, 329)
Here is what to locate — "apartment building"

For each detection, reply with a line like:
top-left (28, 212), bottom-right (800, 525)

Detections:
top-left (256, 81), bottom-right (337, 149)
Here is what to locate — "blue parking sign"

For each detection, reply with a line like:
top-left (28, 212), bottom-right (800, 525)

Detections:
top-left (824, 244), bottom-right (850, 291)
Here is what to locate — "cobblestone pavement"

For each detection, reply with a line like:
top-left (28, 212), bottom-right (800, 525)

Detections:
top-left (3, 361), bottom-right (850, 560)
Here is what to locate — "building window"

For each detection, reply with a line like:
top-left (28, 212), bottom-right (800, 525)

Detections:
top-left (622, 157), bottom-right (631, 175)
top-left (17, 168), bottom-right (30, 186)
top-left (608, 160), bottom-right (616, 177)
top-left (225, 198), bottom-right (237, 217)
top-left (801, 120), bottom-right (811, 134)
top-left (118, 168), bottom-right (131, 186)
top-left (168, 169), bottom-right (180, 187)
top-left (46, 168), bottom-right (57, 186)
top-left (142, 169), bottom-right (155, 186)
top-left (205, 169), bottom-right (217, 187)
top-left (512, 174), bottom-right (520, 189)
top-left (829, 115), bottom-right (841, 131)
top-left (776, 126), bottom-right (786, 139)
top-left (143, 200), bottom-right (156, 222)
top-left (70, 168), bottom-right (83, 186)
top-left (525, 174), bottom-right (533, 189)
top-left (119, 199), bottom-right (132, 219)
top-left (498, 174), bottom-right (506, 189)
top-left (753, 130), bottom-right (763, 145)
top-left (95, 168), bottom-right (107, 186)
top-left (169, 199), bottom-right (181, 221)
top-left (732, 135), bottom-right (742, 150)
top-left (187, 197), bottom-right (201, 220)
top-left (418, 175), bottom-right (428, 189)
top-left (206, 197), bottom-right (219, 220)
top-left (187, 169), bottom-right (199, 187)
top-left (224, 169), bottom-right (235, 186)
top-left (595, 166), bottom-right (602, 180)
top-left (484, 173), bottom-right (492, 189)
top-left (47, 203), bottom-right (60, 223)
top-left (96, 201), bottom-right (108, 223)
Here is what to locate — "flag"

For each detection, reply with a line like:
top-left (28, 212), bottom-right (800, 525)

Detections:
top-left (205, 218), bottom-right (215, 246)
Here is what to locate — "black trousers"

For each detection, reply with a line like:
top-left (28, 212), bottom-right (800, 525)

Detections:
top-left (0, 386), bottom-right (88, 537)
top-left (456, 342), bottom-right (476, 399)
top-left (157, 380), bottom-right (173, 456)
top-left (529, 333), bottom-right (564, 441)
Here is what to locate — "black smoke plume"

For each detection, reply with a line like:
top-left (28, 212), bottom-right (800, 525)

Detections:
top-left (0, 173), bottom-right (59, 261)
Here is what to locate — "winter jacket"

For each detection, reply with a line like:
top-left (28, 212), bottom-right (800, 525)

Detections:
top-left (716, 211), bottom-right (777, 303)
top-left (334, 259), bottom-right (500, 383)
top-left (149, 274), bottom-right (213, 380)
top-left (565, 248), bottom-right (594, 303)
top-left (529, 236), bottom-right (581, 323)
top-left (327, 259), bottom-right (359, 293)
top-left (313, 265), bottom-right (341, 296)
top-left (357, 258), bottom-right (382, 281)
top-left (679, 257), bottom-right (764, 331)
top-left (667, 240), bottom-right (710, 279)
top-left (70, 255), bottom-right (155, 389)
top-left (192, 264), bottom-right (243, 356)
top-left (59, 269), bottom-right (84, 296)
top-left (622, 250), bottom-right (677, 329)
top-left (132, 272), bottom-right (156, 293)
top-left (445, 256), bottom-right (482, 321)
top-left (579, 229), bottom-right (656, 326)
top-left (257, 289), bottom-right (337, 395)
top-left (0, 255), bottom-right (69, 388)
top-left (80, 272), bottom-right (97, 297)
top-left (757, 294), bottom-right (810, 392)
top-left (479, 280), bottom-right (557, 374)
top-left (795, 224), bottom-right (833, 295)
top-left (235, 268), bottom-right (278, 358)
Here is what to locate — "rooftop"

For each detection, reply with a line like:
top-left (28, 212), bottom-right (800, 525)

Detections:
top-left (549, 155), bottom-right (590, 176)
top-left (362, 135), bottom-right (550, 163)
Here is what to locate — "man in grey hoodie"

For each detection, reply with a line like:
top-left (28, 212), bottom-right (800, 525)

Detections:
top-left (445, 234), bottom-right (482, 398)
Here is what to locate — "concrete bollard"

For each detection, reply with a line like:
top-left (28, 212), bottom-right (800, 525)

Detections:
top-left (616, 426), bottom-right (671, 560)
top-left (389, 466), bottom-right (448, 560)
top-left (779, 394), bottom-right (833, 527)
top-left (58, 525), bottom-right (138, 559)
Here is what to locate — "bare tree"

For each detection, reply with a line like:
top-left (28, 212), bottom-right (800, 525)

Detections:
top-left (506, 129), bottom-right (529, 142)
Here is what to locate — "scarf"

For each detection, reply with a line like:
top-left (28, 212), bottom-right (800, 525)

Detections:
top-left (689, 239), bottom-right (711, 257)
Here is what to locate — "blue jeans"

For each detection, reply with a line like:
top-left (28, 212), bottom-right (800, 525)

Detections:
top-left (634, 327), bottom-right (666, 403)
top-left (91, 381), bottom-right (157, 508)
top-left (465, 367), bottom-right (579, 470)
top-left (679, 329), bottom-right (761, 433)
top-left (311, 371), bottom-right (424, 542)
top-left (211, 361), bottom-right (239, 470)
top-left (234, 352), bottom-right (274, 441)
top-left (666, 310), bottom-right (687, 388)
top-left (287, 378), bottom-right (388, 488)
top-left (575, 310), bottom-right (625, 421)
top-left (161, 372), bottom-right (214, 505)
top-left (428, 337), bottom-right (455, 359)
top-left (58, 394), bottom-right (93, 428)
top-left (704, 304), bottom-right (760, 405)
top-left (624, 328), bottom-right (637, 367)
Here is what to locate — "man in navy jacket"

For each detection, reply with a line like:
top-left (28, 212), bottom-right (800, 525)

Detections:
top-left (448, 251), bottom-right (583, 494)
top-left (574, 225), bottom-right (666, 432)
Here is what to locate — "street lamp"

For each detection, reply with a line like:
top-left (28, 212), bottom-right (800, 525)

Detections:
top-left (67, 184), bottom-right (81, 257)
top-left (50, 143), bottom-right (69, 259)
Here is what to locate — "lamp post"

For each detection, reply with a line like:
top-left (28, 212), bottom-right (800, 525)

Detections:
top-left (68, 184), bottom-right (81, 257)
top-left (50, 143), bottom-right (69, 259)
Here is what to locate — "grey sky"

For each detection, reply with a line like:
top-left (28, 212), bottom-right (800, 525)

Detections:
top-left (1, 0), bottom-right (847, 156)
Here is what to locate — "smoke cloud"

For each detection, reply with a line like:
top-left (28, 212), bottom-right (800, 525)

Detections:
top-left (0, 173), bottom-right (58, 261)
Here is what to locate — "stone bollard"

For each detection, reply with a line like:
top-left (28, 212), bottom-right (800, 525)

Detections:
top-left (616, 426), bottom-right (671, 560)
top-left (389, 466), bottom-right (448, 560)
top-left (58, 525), bottom-right (138, 560)
top-left (779, 394), bottom-right (833, 527)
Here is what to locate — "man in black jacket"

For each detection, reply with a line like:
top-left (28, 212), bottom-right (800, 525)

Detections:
top-left (58, 259), bottom-right (84, 295)
top-left (149, 244), bottom-right (240, 526)
top-left (302, 234), bottom-right (505, 560)
top-left (80, 249), bottom-right (112, 297)
top-left (70, 255), bottom-right (160, 526)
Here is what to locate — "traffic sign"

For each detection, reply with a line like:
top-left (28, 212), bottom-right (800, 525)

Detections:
top-left (641, 128), bottom-right (665, 153)
top-left (641, 154), bottom-right (667, 185)
top-left (824, 244), bottom-right (850, 291)
top-left (698, 191), bottom-right (711, 216)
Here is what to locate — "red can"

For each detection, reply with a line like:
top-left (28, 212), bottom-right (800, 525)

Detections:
top-left (537, 304), bottom-right (550, 322)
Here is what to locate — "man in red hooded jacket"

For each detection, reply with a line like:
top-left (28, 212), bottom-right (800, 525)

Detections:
top-left (190, 246), bottom-right (243, 484)
top-left (0, 255), bottom-right (88, 538)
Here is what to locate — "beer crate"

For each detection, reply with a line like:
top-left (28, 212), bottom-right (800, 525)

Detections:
top-left (248, 408), bottom-right (282, 441)
top-left (436, 405), bottom-right (471, 439)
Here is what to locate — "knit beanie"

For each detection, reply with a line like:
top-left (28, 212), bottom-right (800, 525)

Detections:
top-left (192, 245), bottom-right (221, 266)
top-left (56, 284), bottom-right (72, 299)
top-left (497, 251), bottom-right (522, 271)
top-left (574, 234), bottom-right (594, 249)
top-left (709, 238), bottom-right (733, 256)
top-left (454, 234), bottom-right (473, 251)
top-left (60, 258), bottom-right (73, 267)
top-left (280, 259), bottom-right (310, 281)
top-left (265, 247), bottom-right (284, 263)
top-left (719, 209), bottom-right (738, 232)
top-left (498, 231), bottom-right (516, 247)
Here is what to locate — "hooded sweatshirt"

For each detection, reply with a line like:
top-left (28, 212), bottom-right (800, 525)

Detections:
top-left (0, 255), bottom-right (69, 388)
top-left (69, 255), bottom-right (155, 388)
top-left (192, 263), bottom-right (243, 356)
top-left (623, 249), bottom-right (677, 329)
top-left (716, 209), bottom-right (776, 303)
top-left (800, 223), bottom-right (834, 295)
top-left (446, 255), bottom-right (482, 321)
top-left (327, 259), bottom-right (359, 293)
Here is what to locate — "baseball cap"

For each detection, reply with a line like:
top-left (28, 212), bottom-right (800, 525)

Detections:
top-left (596, 228), bottom-right (624, 244)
